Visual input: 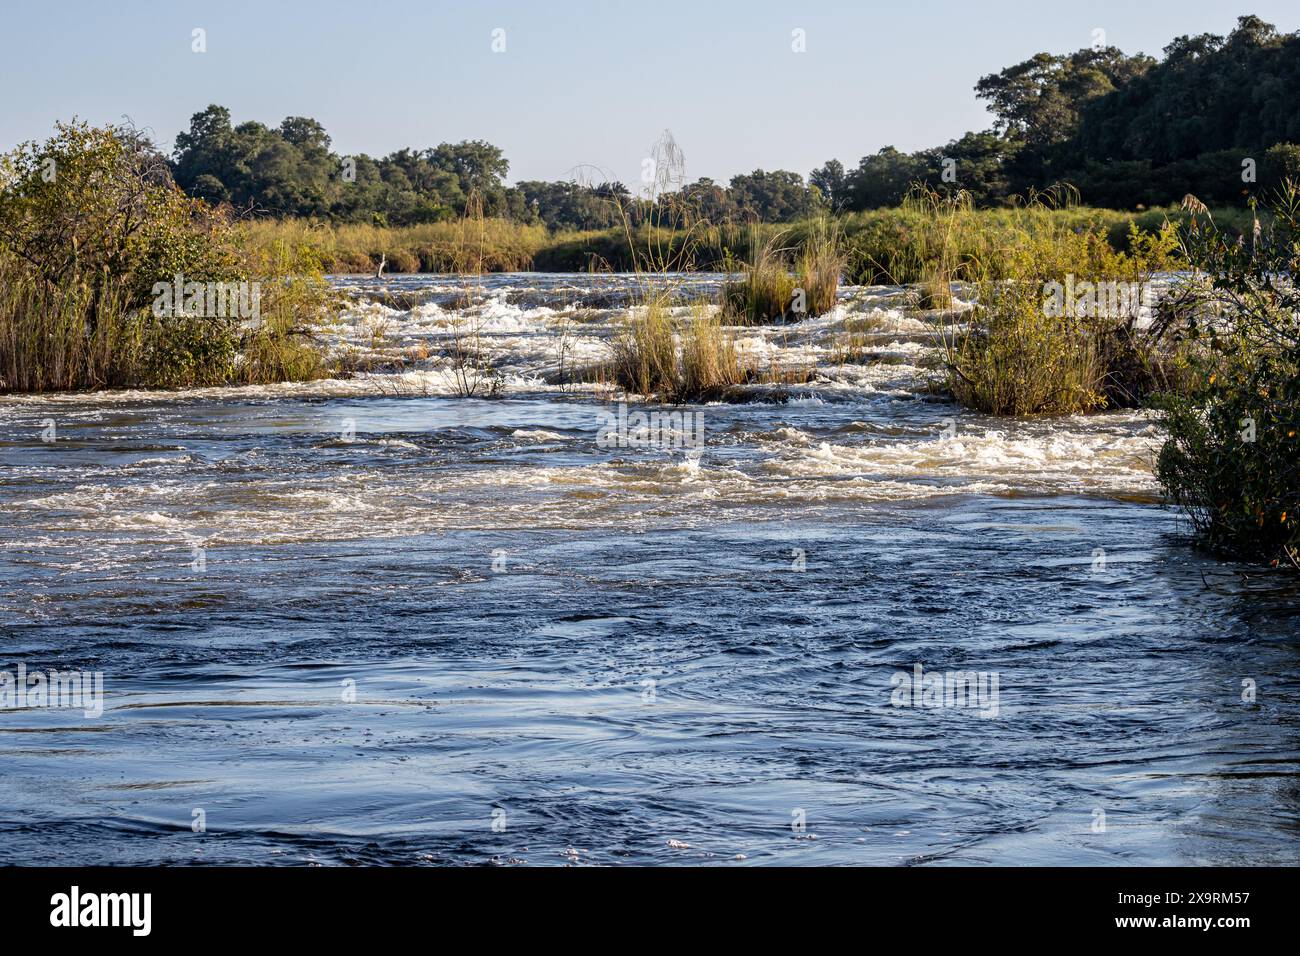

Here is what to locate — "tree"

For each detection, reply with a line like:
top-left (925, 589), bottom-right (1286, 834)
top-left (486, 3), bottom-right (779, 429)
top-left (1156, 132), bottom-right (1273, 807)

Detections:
top-left (842, 148), bottom-right (930, 209)
top-left (728, 169), bottom-right (823, 221)
top-left (810, 160), bottom-right (847, 209)
top-left (975, 47), bottom-right (1153, 150)
top-left (1, 120), bottom-right (242, 310)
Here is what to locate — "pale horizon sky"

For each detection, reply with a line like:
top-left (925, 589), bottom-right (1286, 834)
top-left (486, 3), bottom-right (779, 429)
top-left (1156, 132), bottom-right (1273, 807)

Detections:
top-left (2, 1), bottom-right (1297, 187)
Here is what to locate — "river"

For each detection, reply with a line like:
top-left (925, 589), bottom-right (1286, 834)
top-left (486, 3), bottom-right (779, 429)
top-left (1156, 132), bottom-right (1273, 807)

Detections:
top-left (1, 273), bottom-right (1296, 865)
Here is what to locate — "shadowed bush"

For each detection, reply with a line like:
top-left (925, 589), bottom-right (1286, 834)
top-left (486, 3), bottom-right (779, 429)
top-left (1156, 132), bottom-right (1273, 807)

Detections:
top-left (1156, 186), bottom-right (1300, 570)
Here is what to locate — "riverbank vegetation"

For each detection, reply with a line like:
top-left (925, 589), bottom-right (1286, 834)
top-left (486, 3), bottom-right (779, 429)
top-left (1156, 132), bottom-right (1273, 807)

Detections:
top-left (240, 204), bottom-right (1244, 280)
top-left (1156, 186), bottom-right (1300, 570)
top-left (0, 122), bottom-right (329, 392)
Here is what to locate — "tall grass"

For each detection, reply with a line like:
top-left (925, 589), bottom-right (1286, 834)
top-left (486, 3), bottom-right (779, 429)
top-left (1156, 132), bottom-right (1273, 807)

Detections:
top-left (721, 232), bottom-right (797, 324)
top-left (238, 218), bottom-right (549, 274)
top-left (939, 188), bottom-right (1185, 415)
top-left (721, 220), bottom-right (844, 324)
top-left (602, 134), bottom-right (750, 402)
top-left (0, 261), bottom-right (142, 391)
top-left (0, 244), bottom-right (330, 393)
top-left (238, 241), bottom-right (330, 385)
top-left (797, 218), bottom-right (846, 315)
top-left (238, 205), bottom-right (1245, 281)
top-left (680, 310), bottom-right (744, 399)
top-left (610, 298), bottom-right (680, 397)
top-left (839, 197), bottom-right (1218, 286)
top-left (610, 302), bottom-right (750, 402)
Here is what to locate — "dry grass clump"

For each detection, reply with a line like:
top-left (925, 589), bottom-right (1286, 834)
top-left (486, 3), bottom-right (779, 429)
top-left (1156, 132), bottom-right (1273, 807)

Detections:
top-left (722, 222), bottom-right (843, 325)
top-left (680, 309), bottom-right (744, 399)
top-left (612, 301), bottom-right (746, 401)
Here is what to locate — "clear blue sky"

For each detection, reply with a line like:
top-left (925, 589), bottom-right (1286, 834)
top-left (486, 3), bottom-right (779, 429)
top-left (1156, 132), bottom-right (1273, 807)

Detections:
top-left (2, 1), bottom-right (1296, 186)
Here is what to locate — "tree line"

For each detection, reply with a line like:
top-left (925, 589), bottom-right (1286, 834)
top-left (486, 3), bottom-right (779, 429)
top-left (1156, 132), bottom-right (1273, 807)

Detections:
top-left (169, 15), bottom-right (1300, 226)
top-left (810, 14), bottom-right (1300, 211)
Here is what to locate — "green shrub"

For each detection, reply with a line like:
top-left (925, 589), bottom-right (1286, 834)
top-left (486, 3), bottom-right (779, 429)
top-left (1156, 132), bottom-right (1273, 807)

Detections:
top-left (948, 278), bottom-right (1105, 416)
top-left (944, 192), bottom-right (1183, 415)
top-left (0, 121), bottom-right (328, 392)
top-left (1156, 187), bottom-right (1300, 569)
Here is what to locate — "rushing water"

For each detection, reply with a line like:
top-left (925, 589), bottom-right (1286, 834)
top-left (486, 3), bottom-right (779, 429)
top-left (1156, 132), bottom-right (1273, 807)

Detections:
top-left (1, 274), bottom-right (1297, 866)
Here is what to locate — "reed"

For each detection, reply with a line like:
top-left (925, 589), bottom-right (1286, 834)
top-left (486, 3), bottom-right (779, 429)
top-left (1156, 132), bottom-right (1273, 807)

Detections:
top-left (610, 298), bottom-right (679, 397)
top-left (941, 191), bottom-right (1183, 416)
top-left (721, 232), bottom-right (798, 324)
top-left (796, 218), bottom-right (846, 316)
top-left (0, 260), bottom-right (140, 391)
top-left (238, 205), bottom-right (1232, 282)
top-left (679, 307), bottom-right (745, 400)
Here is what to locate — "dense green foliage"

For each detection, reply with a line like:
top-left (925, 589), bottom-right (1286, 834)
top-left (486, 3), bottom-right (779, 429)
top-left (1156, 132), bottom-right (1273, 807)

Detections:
top-left (173, 105), bottom-right (527, 223)
top-left (1157, 187), bottom-right (1300, 569)
top-left (814, 16), bottom-right (1300, 211)
top-left (0, 121), bottom-right (327, 391)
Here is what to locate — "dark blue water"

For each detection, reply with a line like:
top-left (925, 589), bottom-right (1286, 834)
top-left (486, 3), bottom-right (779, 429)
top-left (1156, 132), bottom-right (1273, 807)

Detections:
top-left (1, 276), bottom-right (1297, 865)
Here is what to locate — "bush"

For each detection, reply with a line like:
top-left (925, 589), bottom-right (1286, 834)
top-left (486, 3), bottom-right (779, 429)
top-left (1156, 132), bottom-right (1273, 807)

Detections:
top-left (0, 121), bottom-right (327, 392)
top-left (948, 276), bottom-right (1105, 416)
top-left (944, 191), bottom-right (1183, 415)
top-left (1156, 187), bottom-right (1300, 569)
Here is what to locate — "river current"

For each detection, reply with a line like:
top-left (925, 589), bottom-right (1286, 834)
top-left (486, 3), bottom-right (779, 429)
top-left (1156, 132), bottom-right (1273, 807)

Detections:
top-left (1, 273), bottom-right (1296, 865)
